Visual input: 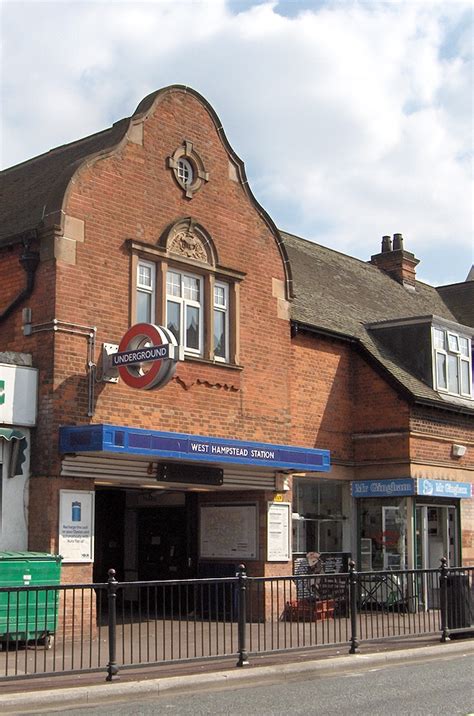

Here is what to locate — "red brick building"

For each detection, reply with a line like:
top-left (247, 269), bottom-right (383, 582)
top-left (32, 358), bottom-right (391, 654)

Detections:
top-left (0, 85), bottom-right (472, 591)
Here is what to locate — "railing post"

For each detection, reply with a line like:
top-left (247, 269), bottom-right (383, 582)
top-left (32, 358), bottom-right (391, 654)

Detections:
top-left (236, 564), bottom-right (249, 667)
top-left (348, 560), bottom-right (359, 654)
top-left (106, 568), bottom-right (119, 681)
top-left (439, 556), bottom-right (450, 643)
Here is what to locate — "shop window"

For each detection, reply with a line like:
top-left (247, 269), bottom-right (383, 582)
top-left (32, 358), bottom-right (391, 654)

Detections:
top-left (132, 219), bottom-right (242, 364)
top-left (432, 327), bottom-right (472, 398)
top-left (292, 479), bottom-right (344, 555)
top-left (359, 499), bottom-right (408, 570)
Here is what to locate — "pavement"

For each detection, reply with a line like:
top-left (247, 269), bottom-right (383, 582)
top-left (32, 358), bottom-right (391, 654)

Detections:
top-left (0, 634), bottom-right (473, 713)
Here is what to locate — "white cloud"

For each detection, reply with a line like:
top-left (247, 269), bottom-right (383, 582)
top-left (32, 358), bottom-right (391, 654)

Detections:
top-left (1, 0), bottom-right (472, 284)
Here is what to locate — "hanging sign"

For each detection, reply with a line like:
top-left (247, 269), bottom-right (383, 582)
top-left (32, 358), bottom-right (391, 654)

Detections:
top-left (58, 490), bottom-right (95, 562)
top-left (113, 323), bottom-right (180, 390)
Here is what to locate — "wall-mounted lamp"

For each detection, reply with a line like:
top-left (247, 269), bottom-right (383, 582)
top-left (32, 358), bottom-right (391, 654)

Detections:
top-left (452, 444), bottom-right (467, 458)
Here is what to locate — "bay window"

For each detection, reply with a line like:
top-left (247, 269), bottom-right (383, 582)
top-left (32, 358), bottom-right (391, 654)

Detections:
top-left (134, 258), bottom-right (237, 364)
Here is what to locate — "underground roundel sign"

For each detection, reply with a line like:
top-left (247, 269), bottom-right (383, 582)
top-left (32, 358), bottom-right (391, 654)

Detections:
top-left (113, 323), bottom-right (179, 390)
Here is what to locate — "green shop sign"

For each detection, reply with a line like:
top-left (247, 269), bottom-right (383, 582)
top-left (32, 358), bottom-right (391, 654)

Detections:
top-left (0, 379), bottom-right (5, 405)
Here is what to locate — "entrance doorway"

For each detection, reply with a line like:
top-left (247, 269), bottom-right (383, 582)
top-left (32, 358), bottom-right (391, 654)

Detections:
top-left (415, 503), bottom-right (459, 609)
top-left (138, 505), bottom-right (192, 581)
top-left (415, 504), bottom-right (459, 569)
top-left (93, 488), bottom-right (198, 584)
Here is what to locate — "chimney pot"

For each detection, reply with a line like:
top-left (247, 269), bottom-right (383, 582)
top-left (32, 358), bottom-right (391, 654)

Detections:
top-left (393, 233), bottom-right (404, 251)
top-left (381, 235), bottom-right (392, 253)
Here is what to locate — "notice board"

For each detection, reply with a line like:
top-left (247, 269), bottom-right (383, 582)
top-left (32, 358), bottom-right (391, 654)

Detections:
top-left (199, 503), bottom-right (258, 560)
top-left (267, 502), bottom-right (291, 561)
top-left (58, 489), bottom-right (95, 563)
top-left (319, 552), bottom-right (351, 574)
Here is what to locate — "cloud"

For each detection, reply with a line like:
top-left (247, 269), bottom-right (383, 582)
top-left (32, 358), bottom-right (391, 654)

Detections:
top-left (1, 0), bottom-right (472, 284)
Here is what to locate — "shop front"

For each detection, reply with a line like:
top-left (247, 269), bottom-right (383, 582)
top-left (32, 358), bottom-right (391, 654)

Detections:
top-left (59, 424), bottom-right (331, 584)
top-left (352, 478), bottom-right (472, 571)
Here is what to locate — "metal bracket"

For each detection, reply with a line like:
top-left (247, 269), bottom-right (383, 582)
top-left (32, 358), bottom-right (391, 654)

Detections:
top-left (101, 343), bottom-right (119, 383)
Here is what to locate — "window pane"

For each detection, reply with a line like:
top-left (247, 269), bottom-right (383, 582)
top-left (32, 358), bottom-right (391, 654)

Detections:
top-left (186, 305), bottom-right (200, 350)
top-left (448, 354), bottom-right (460, 394)
top-left (214, 309), bottom-right (226, 359)
top-left (167, 301), bottom-right (180, 343)
top-left (214, 285), bottom-right (226, 307)
top-left (138, 263), bottom-right (153, 288)
top-left (448, 333), bottom-right (459, 352)
top-left (137, 291), bottom-right (152, 323)
top-left (166, 271), bottom-right (181, 297)
top-left (459, 337), bottom-right (469, 357)
top-left (436, 352), bottom-right (447, 390)
top-left (460, 359), bottom-right (470, 395)
top-left (177, 158), bottom-right (193, 185)
top-left (183, 275), bottom-right (200, 302)
top-left (433, 328), bottom-right (446, 350)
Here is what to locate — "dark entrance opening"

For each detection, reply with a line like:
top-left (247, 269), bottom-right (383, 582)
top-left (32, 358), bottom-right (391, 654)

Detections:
top-left (138, 504), bottom-right (193, 582)
top-left (93, 488), bottom-right (198, 584)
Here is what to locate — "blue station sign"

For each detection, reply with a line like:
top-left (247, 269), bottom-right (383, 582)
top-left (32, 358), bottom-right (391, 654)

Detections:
top-left (59, 424), bottom-right (331, 473)
top-left (351, 478), bottom-right (472, 499)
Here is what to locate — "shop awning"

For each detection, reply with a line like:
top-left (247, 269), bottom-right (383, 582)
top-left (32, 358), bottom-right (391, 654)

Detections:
top-left (59, 424), bottom-right (331, 489)
top-left (0, 428), bottom-right (25, 442)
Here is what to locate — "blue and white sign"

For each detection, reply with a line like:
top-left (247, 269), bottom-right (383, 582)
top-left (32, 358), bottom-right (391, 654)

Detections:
top-left (59, 424), bottom-right (331, 472)
top-left (351, 479), bottom-right (415, 498)
top-left (417, 479), bottom-right (472, 499)
top-left (352, 478), bottom-right (472, 499)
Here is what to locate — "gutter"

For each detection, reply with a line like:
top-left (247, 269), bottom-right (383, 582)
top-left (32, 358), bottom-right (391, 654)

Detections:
top-left (0, 231), bottom-right (40, 325)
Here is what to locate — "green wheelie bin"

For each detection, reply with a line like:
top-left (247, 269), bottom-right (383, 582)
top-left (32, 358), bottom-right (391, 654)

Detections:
top-left (0, 552), bottom-right (62, 648)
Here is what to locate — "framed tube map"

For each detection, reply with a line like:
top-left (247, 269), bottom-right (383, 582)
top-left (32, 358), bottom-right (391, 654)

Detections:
top-left (199, 503), bottom-right (258, 560)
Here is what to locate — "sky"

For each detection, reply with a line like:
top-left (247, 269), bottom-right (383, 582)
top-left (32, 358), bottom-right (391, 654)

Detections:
top-left (1, 0), bottom-right (472, 286)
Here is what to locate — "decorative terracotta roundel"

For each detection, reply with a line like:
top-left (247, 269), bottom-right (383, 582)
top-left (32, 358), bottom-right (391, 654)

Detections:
top-left (167, 141), bottom-right (209, 198)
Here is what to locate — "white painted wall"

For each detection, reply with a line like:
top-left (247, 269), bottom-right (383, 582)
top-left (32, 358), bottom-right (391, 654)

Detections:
top-left (0, 431), bottom-right (29, 550)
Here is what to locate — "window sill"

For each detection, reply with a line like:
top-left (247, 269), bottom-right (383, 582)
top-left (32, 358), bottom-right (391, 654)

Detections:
top-left (181, 355), bottom-right (243, 371)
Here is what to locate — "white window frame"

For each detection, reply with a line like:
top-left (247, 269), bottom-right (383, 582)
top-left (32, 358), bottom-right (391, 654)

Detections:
top-left (177, 158), bottom-right (194, 187)
top-left (136, 260), bottom-right (156, 324)
top-left (432, 326), bottom-right (472, 398)
top-left (166, 269), bottom-right (203, 356)
top-left (213, 281), bottom-right (229, 362)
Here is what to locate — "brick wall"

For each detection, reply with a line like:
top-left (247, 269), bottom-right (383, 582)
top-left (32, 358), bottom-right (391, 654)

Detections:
top-left (290, 333), bottom-right (353, 460)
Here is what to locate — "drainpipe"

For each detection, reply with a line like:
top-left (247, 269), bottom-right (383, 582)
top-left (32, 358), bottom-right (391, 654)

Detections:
top-left (0, 233), bottom-right (40, 324)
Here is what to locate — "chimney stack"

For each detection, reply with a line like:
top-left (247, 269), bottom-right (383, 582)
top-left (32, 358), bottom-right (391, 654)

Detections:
top-left (381, 235), bottom-right (392, 253)
top-left (370, 233), bottom-right (419, 290)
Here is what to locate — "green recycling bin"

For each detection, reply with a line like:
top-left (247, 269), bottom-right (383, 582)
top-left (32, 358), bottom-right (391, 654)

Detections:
top-left (0, 552), bottom-right (62, 647)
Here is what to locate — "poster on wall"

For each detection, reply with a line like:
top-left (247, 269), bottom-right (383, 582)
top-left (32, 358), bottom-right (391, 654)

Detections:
top-left (267, 502), bottom-right (291, 561)
top-left (200, 503), bottom-right (258, 560)
top-left (58, 490), bottom-right (95, 563)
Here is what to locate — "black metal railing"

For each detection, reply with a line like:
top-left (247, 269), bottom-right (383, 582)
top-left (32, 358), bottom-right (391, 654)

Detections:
top-left (0, 561), bottom-right (471, 681)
